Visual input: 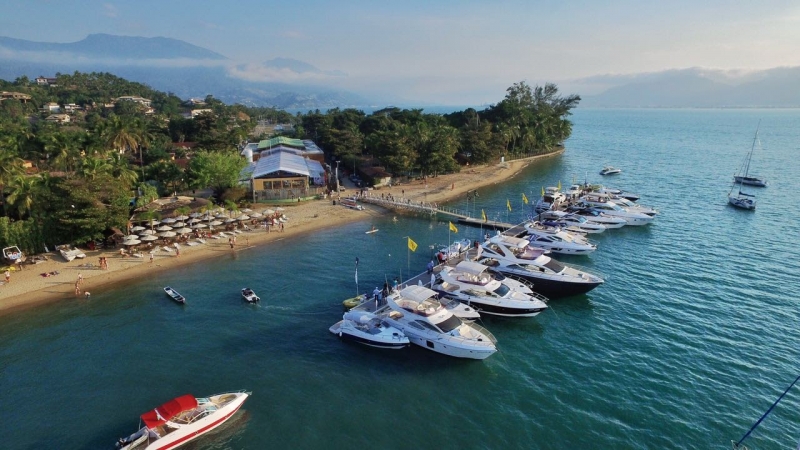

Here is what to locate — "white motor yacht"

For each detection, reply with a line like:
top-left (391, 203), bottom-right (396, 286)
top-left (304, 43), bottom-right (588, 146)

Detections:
top-left (587, 185), bottom-right (640, 202)
top-left (433, 261), bottom-right (549, 317)
top-left (576, 196), bottom-right (654, 226)
top-left (523, 222), bottom-right (597, 255)
top-left (115, 391), bottom-right (250, 450)
top-left (566, 206), bottom-right (628, 228)
top-left (539, 210), bottom-right (607, 233)
top-left (329, 310), bottom-right (410, 349)
top-left (436, 238), bottom-right (472, 261)
top-left (599, 166), bottom-right (622, 175)
top-left (476, 235), bottom-right (604, 298)
top-left (381, 285), bottom-right (497, 359)
top-left (582, 192), bottom-right (658, 217)
top-left (533, 186), bottom-right (567, 214)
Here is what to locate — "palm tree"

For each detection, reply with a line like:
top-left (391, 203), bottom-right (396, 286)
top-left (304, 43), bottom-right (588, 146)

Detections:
top-left (0, 150), bottom-right (25, 217)
top-left (5, 175), bottom-right (39, 219)
top-left (44, 133), bottom-right (81, 173)
top-left (78, 157), bottom-right (113, 181)
top-left (104, 115), bottom-right (141, 155)
top-left (107, 153), bottom-right (139, 187)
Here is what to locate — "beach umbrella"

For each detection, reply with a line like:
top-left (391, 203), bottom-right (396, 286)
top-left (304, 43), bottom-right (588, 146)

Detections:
top-left (189, 212), bottom-right (202, 218)
top-left (175, 227), bottom-right (192, 234)
top-left (215, 213), bottom-right (226, 218)
top-left (241, 208), bottom-right (253, 213)
top-left (275, 207), bottom-right (285, 212)
top-left (143, 219), bottom-right (159, 227)
top-left (141, 235), bottom-right (158, 241)
top-left (264, 209), bottom-right (275, 215)
top-left (123, 239), bottom-right (141, 246)
top-left (131, 226), bottom-right (145, 232)
top-left (210, 220), bottom-right (223, 226)
top-left (172, 221), bottom-right (186, 227)
top-left (156, 225), bottom-right (173, 231)
top-left (123, 234), bottom-right (139, 240)
top-left (191, 223), bottom-right (208, 229)
top-left (139, 229), bottom-right (157, 235)
top-left (237, 214), bottom-right (250, 221)
top-left (162, 218), bottom-right (176, 224)
top-left (224, 218), bottom-right (237, 223)
top-left (176, 215), bottom-right (189, 220)
top-left (158, 231), bottom-right (177, 238)
top-left (250, 212), bottom-right (263, 218)
top-left (188, 218), bottom-right (201, 224)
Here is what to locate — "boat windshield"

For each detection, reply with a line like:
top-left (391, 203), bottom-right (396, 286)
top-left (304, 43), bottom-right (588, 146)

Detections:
top-left (491, 283), bottom-right (510, 297)
top-left (437, 315), bottom-right (463, 333)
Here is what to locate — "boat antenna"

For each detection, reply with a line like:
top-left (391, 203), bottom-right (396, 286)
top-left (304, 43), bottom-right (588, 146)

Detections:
top-left (732, 373), bottom-right (800, 449)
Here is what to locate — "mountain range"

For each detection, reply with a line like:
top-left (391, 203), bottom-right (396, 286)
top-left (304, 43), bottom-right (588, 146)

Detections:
top-left (1, 34), bottom-right (799, 109)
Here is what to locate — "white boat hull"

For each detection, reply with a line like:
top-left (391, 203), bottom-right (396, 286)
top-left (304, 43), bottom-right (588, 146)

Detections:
top-left (404, 334), bottom-right (496, 360)
top-left (144, 393), bottom-right (248, 450)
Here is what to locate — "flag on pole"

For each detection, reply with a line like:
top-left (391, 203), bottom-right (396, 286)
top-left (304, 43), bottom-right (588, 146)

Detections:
top-left (481, 209), bottom-right (487, 221)
top-left (449, 222), bottom-right (458, 233)
top-left (522, 193), bottom-right (529, 204)
top-left (541, 186), bottom-right (545, 196)
top-left (558, 180), bottom-right (562, 190)
top-left (506, 199), bottom-right (512, 211)
top-left (407, 237), bottom-right (418, 252)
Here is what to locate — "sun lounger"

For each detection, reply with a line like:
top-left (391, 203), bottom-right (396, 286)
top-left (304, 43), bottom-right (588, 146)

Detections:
top-left (186, 241), bottom-right (199, 246)
top-left (197, 239), bottom-right (206, 244)
top-left (162, 246), bottom-right (174, 252)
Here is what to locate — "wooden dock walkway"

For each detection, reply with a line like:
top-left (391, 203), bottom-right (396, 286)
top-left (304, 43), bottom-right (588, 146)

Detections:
top-left (358, 195), bottom-right (516, 231)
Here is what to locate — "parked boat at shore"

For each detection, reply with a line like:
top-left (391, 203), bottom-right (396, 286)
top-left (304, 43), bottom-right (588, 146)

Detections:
top-left (433, 261), bottom-right (549, 317)
top-left (381, 285), bottom-right (497, 359)
top-left (57, 244), bottom-right (86, 262)
top-left (329, 309), bottom-right (410, 349)
top-left (114, 391), bottom-right (250, 450)
top-left (476, 235), bottom-right (604, 298)
top-left (2, 246), bottom-right (26, 266)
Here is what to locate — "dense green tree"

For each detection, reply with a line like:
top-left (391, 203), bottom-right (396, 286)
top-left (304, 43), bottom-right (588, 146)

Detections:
top-left (186, 150), bottom-right (247, 199)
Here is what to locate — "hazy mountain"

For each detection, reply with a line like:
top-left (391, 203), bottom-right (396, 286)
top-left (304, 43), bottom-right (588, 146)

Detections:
top-left (579, 67), bottom-right (800, 108)
top-left (0, 34), bottom-right (369, 109)
top-left (0, 34), bottom-right (226, 60)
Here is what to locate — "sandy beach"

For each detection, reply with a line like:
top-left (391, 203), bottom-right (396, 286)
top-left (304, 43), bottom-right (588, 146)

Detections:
top-left (0, 151), bottom-right (560, 316)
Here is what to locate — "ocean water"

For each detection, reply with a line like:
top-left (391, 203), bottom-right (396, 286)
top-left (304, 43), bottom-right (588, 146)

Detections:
top-left (2, 109), bottom-right (800, 449)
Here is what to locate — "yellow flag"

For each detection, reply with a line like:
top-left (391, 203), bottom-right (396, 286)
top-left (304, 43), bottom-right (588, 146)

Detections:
top-left (506, 199), bottom-right (512, 211)
top-left (407, 237), bottom-right (417, 252)
top-left (522, 193), bottom-right (529, 204)
top-left (481, 209), bottom-right (487, 221)
top-left (449, 221), bottom-right (458, 233)
top-left (541, 186), bottom-right (545, 196)
top-left (558, 180), bottom-right (562, 190)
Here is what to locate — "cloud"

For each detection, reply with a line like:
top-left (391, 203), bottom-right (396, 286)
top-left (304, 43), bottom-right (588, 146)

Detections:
top-left (0, 46), bottom-right (228, 69)
top-left (197, 20), bottom-right (225, 31)
top-left (102, 3), bottom-right (119, 18)
top-left (227, 63), bottom-right (336, 83)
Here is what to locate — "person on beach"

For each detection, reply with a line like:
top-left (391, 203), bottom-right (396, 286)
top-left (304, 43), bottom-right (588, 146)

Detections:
top-left (4, 269), bottom-right (10, 284)
top-left (175, 246), bottom-right (180, 257)
top-left (77, 273), bottom-right (83, 285)
top-left (149, 253), bottom-right (154, 263)
top-left (280, 222), bottom-right (284, 232)
top-left (74, 281), bottom-right (81, 296)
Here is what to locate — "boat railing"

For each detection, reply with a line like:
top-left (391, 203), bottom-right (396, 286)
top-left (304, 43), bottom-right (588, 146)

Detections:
top-left (563, 262), bottom-right (607, 281)
top-left (465, 322), bottom-right (498, 344)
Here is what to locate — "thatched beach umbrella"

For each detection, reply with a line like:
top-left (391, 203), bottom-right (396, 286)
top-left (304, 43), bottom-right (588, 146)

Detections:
top-left (189, 212), bottom-right (202, 218)
top-left (175, 227), bottom-right (192, 235)
top-left (241, 208), bottom-right (253, 213)
top-left (162, 218), bottom-right (176, 224)
top-left (264, 209), bottom-right (275, 215)
top-left (237, 214), bottom-right (250, 221)
top-left (250, 212), bottom-right (263, 218)
top-left (123, 239), bottom-right (141, 246)
top-left (172, 221), bottom-right (186, 228)
top-left (187, 218), bottom-right (201, 224)
top-left (191, 223), bottom-right (208, 229)
top-left (209, 220), bottom-right (223, 226)
top-left (157, 231), bottom-right (177, 238)
top-left (131, 226), bottom-right (145, 232)
top-left (156, 225), bottom-right (173, 231)
top-left (141, 235), bottom-right (158, 241)
top-left (123, 234), bottom-right (139, 240)
top-left (224, 218), bottom-right (237, 224)
top-left (176, 215), bottom-right (189, 220)
top-left (139, 229), bottom-right (157, 235)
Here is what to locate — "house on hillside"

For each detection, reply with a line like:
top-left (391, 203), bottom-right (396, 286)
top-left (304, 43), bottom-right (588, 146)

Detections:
top-left (41, 102), bottom-right (61, 113)
top-left (181, 109), bottom-right (213, 119)
top-left (0, 91), bottom-right (32, 103)
top-left (45, 114), bottom-right (71, 124)
top-left (35, 76), bottom-right (58, 86)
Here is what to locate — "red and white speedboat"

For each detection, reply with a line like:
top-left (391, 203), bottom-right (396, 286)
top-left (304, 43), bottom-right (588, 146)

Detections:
top-left (115, 391), bottom-right (250, 450)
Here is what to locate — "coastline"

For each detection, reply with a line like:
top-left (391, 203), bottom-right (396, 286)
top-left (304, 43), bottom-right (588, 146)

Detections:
top-left (0, 150), bottom-right (560, 317)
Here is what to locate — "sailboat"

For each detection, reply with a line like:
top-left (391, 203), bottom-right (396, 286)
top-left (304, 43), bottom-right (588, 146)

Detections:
top-left (728, 126), bottom-right (761, 210)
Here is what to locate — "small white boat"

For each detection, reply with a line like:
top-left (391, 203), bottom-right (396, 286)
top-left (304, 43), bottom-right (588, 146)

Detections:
top-left (436, 238), bottom-right (471, 261)
top-left (599, 166), bottom-right (622, 175)
top-left (340, 197), bottom-right (363, 210)
top-left (329, 310), bottom-right (410, 349)
top-left (241, 288), bottom-right (260, 303)
top-left (163, 286), bottom-right (186, 304)
top-left (2, 245), bottom-right (26, 265)
top-left (566, 207), bottom-right (628, 228)
top-left (114, 391), bottom-right (250, 450)
top-left (57, 245), bottom-right (86, 262)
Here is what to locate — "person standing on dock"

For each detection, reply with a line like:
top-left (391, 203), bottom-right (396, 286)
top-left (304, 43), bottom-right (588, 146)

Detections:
top-left (427, 260), bottom-right (435, 274)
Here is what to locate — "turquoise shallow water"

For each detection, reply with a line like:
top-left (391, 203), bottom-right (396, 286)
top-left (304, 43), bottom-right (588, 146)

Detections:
top-left (2, 109), bottom-right (800, 449)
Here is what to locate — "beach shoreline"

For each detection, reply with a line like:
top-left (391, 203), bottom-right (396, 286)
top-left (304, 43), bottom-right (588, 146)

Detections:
top-left (0, 151), bottom-right (560, 317)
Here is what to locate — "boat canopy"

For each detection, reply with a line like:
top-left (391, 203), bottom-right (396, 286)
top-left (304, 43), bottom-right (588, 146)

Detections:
top-left (141, 394), bottom-right (198, 428)
top-left (455, 261), bottom-right (489, 275)
top-left (399, 285), bottom-right (439, 303)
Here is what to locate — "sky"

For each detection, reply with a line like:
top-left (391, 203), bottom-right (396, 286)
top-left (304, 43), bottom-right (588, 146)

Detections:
top-left (2, 0), bottom-right (800, 105)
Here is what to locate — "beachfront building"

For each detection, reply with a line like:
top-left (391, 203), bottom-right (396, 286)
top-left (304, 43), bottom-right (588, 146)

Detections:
top-left (239, 138), bottom-right (327, 201)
